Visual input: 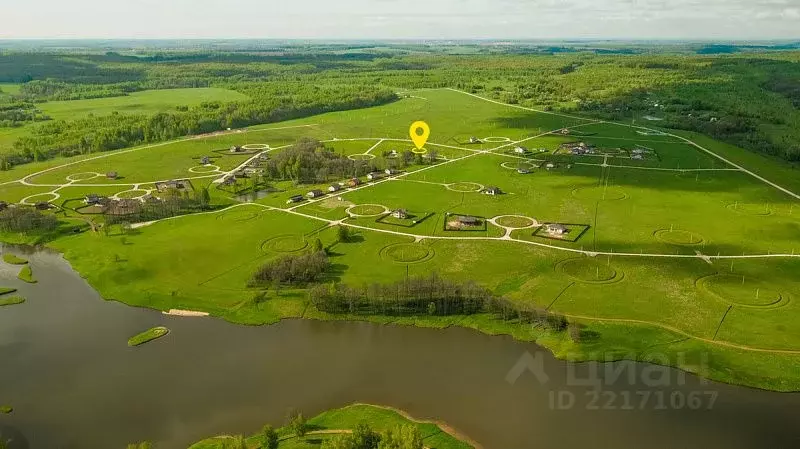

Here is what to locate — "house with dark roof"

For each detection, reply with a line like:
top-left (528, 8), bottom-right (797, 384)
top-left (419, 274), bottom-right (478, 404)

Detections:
top-left (286, 195), bottom-right (304, 204)
top-left (457, 215), bottom-right (480, 226)
top-left (306, 190), bottom-right (325, 199)
top-left (84, 194), bottom-right (106, 205)
top-left (106, 171), bottom-right (119, 180)
top-left (482, 186), bottom-right (502, 196)
top-left (155, 179), bottom-right (192, 192)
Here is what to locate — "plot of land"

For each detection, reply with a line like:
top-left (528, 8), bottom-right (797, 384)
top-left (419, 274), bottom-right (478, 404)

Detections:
top-left (3, 87), bottom-right (800, 390)
top-left (38, 88), bottom-right (249, 120)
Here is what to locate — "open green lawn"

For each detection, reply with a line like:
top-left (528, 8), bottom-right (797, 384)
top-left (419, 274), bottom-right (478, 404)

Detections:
top-left (37, 88), bottom-right (249, 121)
top-left (4, 88), bottom-right (800, 390)
top-left (188, 404), bottom-right (473, 449)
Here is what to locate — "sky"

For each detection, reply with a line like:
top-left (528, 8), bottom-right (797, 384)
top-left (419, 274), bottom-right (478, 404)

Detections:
top-left (2, 0), bottom-right (799, 40)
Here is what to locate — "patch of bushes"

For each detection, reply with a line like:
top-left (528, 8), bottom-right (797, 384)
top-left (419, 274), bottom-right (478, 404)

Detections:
top-left (249, 251), bottom-right (329, 288)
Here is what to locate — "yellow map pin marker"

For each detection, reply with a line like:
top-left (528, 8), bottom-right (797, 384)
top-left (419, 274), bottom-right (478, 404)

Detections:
top-left (410, 121), bottom-right (430, 151)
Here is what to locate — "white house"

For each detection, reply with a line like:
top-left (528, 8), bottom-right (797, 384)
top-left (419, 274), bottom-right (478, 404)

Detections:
top-left (545, 223), bottom-right (568, 235)
top-left (482, 186), bottom-right (501, 196)
top-left (391, 209), bottom-right (408, 219)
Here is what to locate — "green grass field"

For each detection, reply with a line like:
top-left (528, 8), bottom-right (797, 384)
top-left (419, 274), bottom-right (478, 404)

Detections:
top-left (38, 88), bottom-right (249, 121)
top-left (3, 88), bottom-right (800, 390)
top-left (188, 404), bottom-right (473, 449)
top-left (0, 87), bottom-right (249, 158)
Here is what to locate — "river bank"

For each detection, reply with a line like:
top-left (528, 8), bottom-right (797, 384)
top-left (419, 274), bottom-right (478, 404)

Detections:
top-left (1, 248), bottom-right (799, 449)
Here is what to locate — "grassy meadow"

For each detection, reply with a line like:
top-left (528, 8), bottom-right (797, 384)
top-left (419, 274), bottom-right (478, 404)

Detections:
top-left (188, 404), bottom-right (473, 449)
top-left (37, 88), bottom-right (248, 121)
top-left (3, 88), bottom-right (800, 390)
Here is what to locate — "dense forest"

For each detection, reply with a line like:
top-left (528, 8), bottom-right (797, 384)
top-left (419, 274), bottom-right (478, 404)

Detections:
top-left (0, 44), bottom-right (799, 167)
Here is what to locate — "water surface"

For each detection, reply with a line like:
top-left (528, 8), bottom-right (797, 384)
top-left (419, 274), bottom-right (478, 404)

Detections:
top-left (0, 249), bottom-right (798, 449)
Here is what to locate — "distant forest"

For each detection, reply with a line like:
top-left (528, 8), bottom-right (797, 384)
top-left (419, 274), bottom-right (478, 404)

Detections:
top-left (0, 44), bottom-right (799, 167)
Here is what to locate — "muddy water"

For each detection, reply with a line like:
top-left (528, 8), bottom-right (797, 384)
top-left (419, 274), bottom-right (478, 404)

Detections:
top-left (0, 248), bottom-right (798, 449)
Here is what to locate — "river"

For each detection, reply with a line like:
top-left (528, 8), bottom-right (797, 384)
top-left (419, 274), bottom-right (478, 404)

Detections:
top-left (0, 248), bottom-right (798, 449)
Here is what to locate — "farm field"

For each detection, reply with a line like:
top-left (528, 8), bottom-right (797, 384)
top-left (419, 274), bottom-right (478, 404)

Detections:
top-left (2, 88), bottom-right (800, 391)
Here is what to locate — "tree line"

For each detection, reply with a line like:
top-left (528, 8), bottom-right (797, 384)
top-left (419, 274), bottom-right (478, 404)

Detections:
top-left (0, 207), bottom-right (58, 234)
top-left (309, 273), bottom-right (570, 332)
top-left (3, 85), bottom-right (396, 167)
top-left (4, 49), bottom-right (799, 165)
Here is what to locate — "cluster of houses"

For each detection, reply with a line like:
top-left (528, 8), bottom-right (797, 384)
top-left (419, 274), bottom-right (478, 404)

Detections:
top-left (222, 153), bottom-right (270, 185)
top-left (630, 147), bottom-right (652, 161)
top-left (287, 169), bottom-right (401, 204)
top-left (0, 201), bottom-right (53, 212)
top-left (84, 194), bottom-right (160, 216)
top-left (559, 142), bottom-right (596, 156)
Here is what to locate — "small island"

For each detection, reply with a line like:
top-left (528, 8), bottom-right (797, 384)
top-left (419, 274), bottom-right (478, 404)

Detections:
top-left (184, 404), bottom-right (475, 449)
top-left (17, 265), bottom-right (37, 283)
top-left (0, 405), bottom-right (12, 414)
top-left (127, 326), bottom-right (170, 347)
top-left (0, 295), bottom-right (25, 307)
top-left (2, 253), bottom-right (28, 265)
